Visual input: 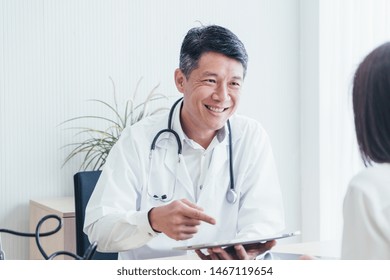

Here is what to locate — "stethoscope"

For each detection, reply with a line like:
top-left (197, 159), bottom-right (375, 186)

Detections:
top-left (148, 97), bottom-right (237, 204)
top-left (0, 214), bottom-right (97, 260)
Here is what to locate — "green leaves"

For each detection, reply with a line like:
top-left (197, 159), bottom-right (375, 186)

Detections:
top-left (61, 77), bottom-right (169, 171)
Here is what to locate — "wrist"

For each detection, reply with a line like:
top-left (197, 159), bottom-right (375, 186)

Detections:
top-left (147, 208), bottom-right (161, 233)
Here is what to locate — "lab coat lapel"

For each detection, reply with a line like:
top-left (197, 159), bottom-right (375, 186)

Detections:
top-left (163, 148), bottom-right (194, 200)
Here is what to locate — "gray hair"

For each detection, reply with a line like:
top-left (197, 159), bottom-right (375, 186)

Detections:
top-left (179, 25), bottom-right (248, 78)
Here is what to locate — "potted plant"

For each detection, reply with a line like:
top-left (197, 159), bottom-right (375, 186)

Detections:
top-left (62, 77), bottom-right (169, 171)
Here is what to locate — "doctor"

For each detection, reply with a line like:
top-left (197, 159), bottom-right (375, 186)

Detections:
top-left (84, 25), bottom-right (285, 260)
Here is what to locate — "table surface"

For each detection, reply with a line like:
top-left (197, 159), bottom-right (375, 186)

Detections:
top-left (30, 197), bottom-right (75, 217)
top-left (156, 240), bottom-right (341, 260)
top-left (273, 240), bottom-right (341, 259)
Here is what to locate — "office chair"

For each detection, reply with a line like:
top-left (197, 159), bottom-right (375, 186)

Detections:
top-left (73, 170), bottom-right (118, 260)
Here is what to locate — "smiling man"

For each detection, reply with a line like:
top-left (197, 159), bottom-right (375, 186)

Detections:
top-left (84, 25), bottom-right (285, 260)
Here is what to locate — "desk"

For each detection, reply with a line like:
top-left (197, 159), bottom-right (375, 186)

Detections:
top-left (29, 197), bottom-right (76, 260)
top-left (273, 240), bottom-right (341, 259)
top-left (157, 241), bottom-right (341, 260)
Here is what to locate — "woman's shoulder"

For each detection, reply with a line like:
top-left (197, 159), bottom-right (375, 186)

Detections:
top-left (349, 163), bottom-right (390, 187)
top-left (346, 163), bottom-right (390, 205)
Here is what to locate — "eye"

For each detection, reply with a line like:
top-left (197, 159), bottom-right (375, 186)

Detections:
top-left (203, 79), bottom-right (216, 84)
top-left (230, 81), bottom-right (241, 88)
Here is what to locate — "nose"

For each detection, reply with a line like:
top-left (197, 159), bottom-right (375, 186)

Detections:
top-left (212, 83), bottom-right (230, 102)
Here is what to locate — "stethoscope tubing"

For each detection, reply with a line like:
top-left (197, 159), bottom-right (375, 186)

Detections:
top-left (148, 97), bottom-right (237, 204)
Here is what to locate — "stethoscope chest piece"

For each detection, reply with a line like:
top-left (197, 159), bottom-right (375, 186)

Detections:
top-left (226, 189), bottom-right (238, 204)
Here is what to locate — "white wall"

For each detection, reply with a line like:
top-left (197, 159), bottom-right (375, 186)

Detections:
top-left (0, 0), bottom-right (301, 259)
top-left (300, 0), bottom-right (321, 241)
top-left (300, 0), bottom-right (390, 243)
top-left (238, 0), bottom-right (301, 246)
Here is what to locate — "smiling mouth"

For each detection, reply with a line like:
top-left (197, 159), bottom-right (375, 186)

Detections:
top-left (205, 105), bottom-right (229, 113)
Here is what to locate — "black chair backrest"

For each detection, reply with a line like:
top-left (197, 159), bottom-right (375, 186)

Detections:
top-left (73, 170), bottom-right (118, 260)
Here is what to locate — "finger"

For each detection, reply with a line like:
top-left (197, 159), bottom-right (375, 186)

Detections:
top-left (195, 249), bottom-right (210, 260)
top-left (178, 224), bottom-right (199, 234)
top-left (182, 216), bottom-right (201, 226)
top-left (169, 225), bottom-right (199, 240)
top-left (210, 247), bottom-right (234, 260)
top-left (234, 244), bottom-right (249, 260)
top-left (239, 240), bottom-right (277, 260)
top-left (183, 207), bottom-right (216, 225)
top-left (207, 249), bottom-right (220, 260)
top-left (263, 240), bottom-right (276, 251)
top-left (243, 240), bottom-right (276, 253)
top-left (180, 199), bottom-right (216, 225)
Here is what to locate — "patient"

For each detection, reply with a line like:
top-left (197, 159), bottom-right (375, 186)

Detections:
top-left (301, 42), bottom-right (390, 260)
top-left (341, 42), bottom-right (390, 259)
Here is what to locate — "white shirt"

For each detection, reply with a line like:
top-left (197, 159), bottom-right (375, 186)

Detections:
top-left (84, 101), bottom-right (285, 259)
top-left (172, 106), bottom-right (226, 201)
top-left (342, 163), bottom-right (390, 259)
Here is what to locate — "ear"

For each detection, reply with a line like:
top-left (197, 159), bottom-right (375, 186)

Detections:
top-left (174, 68), bottom-right (186, 93)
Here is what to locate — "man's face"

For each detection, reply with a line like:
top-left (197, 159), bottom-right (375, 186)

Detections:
top-left (175, 52), bottom-right (244, 139)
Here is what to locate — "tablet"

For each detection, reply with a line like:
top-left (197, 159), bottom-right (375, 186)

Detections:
top-left (173, 230), bottom-right (301, 251)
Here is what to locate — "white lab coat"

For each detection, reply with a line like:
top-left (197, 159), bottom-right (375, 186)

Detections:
top-left (84, 103), bottom-right (285, 259)
top-left (342, 163), bottom-right (390, 259)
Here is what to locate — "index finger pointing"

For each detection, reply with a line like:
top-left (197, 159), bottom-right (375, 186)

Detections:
top-left (187, 208), bottom-right (216, 225)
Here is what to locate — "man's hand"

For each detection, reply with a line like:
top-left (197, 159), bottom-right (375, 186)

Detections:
top-left (148, 198), bottom-right (216, 240)
top-left (195, 240), bottom-right (276, 260)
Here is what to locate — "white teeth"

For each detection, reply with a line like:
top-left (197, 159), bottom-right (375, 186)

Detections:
top-left (207, 105), bottom-right (225, 113)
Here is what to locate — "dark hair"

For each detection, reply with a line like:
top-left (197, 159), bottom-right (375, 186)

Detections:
top-left (353, 42), bottom-right (390, 165)
top-left (179, 25), bottom-right (248, 78)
